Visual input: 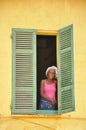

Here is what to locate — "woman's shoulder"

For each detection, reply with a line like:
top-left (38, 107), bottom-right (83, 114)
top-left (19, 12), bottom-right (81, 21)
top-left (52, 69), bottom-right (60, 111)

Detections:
top-left (54, 79), bottom-right (57, 84)
top-left (40, 79), bottom-right (46, 87)
top-left (41, 79), bottom-right (47, 85)
top-left (41, 79), bottom-right (46, 83)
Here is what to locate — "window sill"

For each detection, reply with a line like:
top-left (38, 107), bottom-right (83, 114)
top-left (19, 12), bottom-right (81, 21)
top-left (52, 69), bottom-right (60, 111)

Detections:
top-left (11, 114), bottom-right (61, 118)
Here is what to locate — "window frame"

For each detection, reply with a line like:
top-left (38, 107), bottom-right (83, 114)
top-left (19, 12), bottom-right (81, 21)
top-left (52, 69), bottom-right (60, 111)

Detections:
top-left (11, 24), bottom-right (75, 115)
top-left (36, 31), bottom-right (58, 115)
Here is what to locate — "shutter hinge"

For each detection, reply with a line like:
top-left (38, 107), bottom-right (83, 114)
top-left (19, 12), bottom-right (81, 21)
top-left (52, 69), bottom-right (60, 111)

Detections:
top-left (10, 104), bottom-right (12, 109)
top-left (11, 35), bottom-right (13, 39)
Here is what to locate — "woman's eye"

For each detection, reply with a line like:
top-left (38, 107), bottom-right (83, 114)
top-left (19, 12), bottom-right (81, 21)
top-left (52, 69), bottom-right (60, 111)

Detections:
top-left (50, 72), bottom-right (54, 74)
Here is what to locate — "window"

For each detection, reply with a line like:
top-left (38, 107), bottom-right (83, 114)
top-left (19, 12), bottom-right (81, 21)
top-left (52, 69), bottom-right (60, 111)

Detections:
top-left (12, 24), bottom-right (75, 115)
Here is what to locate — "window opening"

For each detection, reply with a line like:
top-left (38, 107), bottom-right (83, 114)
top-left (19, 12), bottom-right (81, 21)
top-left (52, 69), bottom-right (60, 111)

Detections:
top-left (36, 35), bottom-right (57, 110)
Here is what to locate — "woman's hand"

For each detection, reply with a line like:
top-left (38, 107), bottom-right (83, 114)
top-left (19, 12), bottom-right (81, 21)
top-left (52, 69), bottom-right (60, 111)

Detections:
top-left (51, 100), bottom-right (56, 106)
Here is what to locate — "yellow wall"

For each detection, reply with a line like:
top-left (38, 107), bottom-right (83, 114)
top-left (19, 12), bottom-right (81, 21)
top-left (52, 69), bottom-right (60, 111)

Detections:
top-left (0, 0), bottom-right (86, 129)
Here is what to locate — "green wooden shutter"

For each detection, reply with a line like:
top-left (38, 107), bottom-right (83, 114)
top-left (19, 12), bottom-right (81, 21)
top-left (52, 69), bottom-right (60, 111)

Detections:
top-left (58, 24), bottom-right (75, 114)
top-left (12, 29), bottom-right (36, 114)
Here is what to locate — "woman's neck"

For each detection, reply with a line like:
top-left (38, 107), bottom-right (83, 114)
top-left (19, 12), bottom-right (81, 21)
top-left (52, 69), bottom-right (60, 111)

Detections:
top-left (46, 78), bottom-right (54, 84)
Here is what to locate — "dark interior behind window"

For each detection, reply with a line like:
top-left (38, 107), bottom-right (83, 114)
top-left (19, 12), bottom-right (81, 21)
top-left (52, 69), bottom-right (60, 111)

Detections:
top-left (36, 35), bottom-right (57, 109)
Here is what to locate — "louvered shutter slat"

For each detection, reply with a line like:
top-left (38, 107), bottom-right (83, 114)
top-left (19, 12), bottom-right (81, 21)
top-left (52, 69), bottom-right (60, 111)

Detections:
top-left (12, 29), bottom-right (36, 114)
top-left (58, 25), bottom-right (75, 114)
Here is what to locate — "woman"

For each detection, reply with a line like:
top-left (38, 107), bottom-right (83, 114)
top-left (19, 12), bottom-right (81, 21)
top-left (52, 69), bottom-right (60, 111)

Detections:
top-left (39, 66), bottom-right (58, 110)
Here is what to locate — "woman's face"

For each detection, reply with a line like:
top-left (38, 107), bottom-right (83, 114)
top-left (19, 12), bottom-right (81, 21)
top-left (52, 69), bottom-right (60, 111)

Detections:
top-left (47, 69), bottom-right (55, 80)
